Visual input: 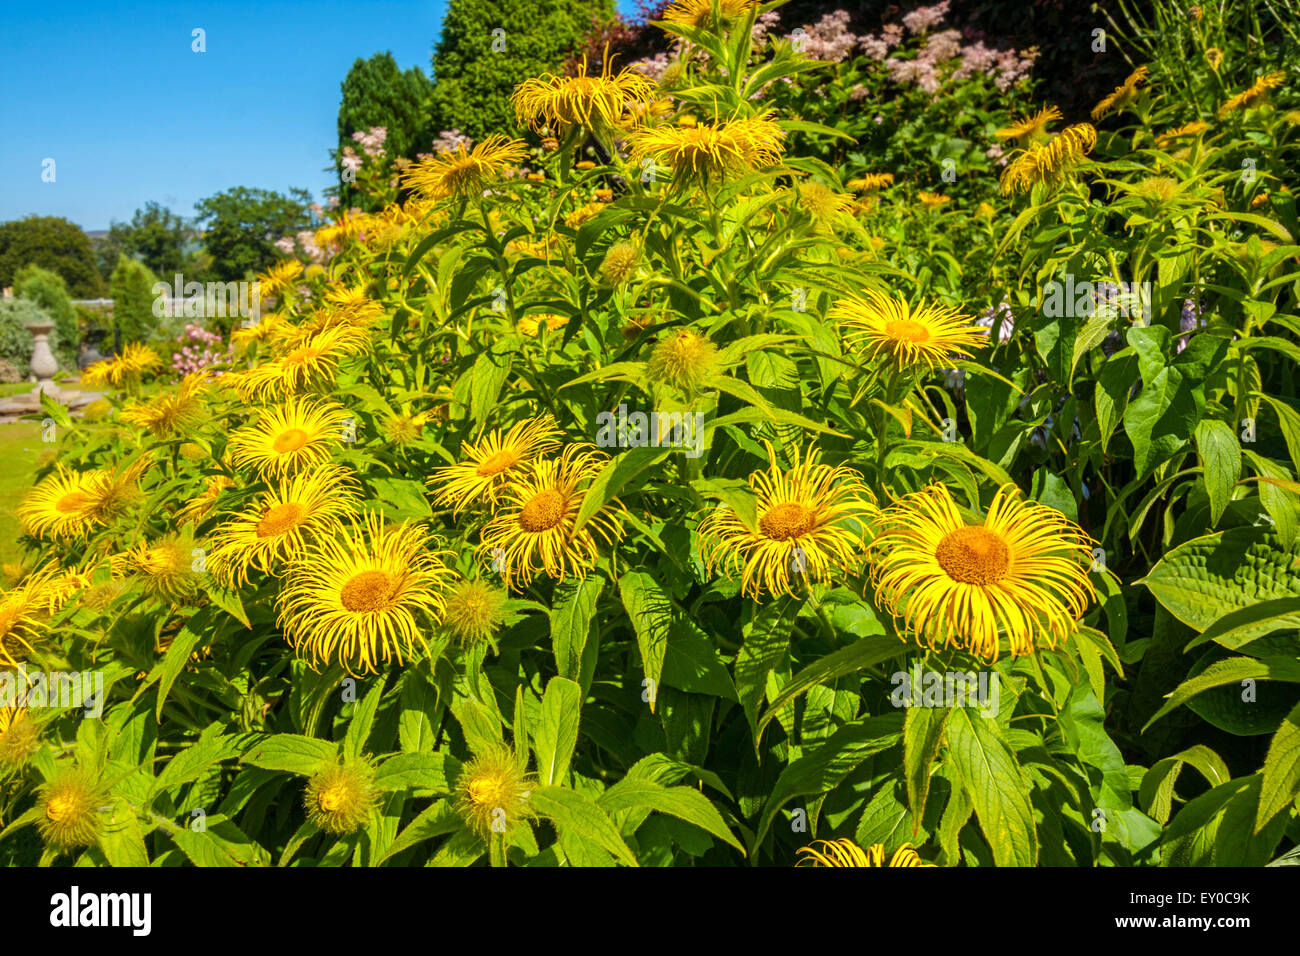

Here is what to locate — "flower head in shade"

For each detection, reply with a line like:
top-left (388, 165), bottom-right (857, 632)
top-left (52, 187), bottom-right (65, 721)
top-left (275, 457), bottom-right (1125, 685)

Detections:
top-left (847, 172), bottom-right (895, 192)
top-left (999, 123), bottom-right (1096, 195)
top-left (402, 134), bottom-right (528, 201)
top-left (797, 838), bottom-right (933, 867)
top-left (476, 444), bottom-right (625, 589)
top-left (256, 259), bottom-right (304, 298)
top-left (1091, 66), bottom-right (1149, 120)
top-left (599, 241), bottom-right (640, 287)
top-left (127, 533), bottom-right (203, 604)
top-left (0, 705), bottom-right (41, 766)
top-left (698, 444), bottom-right (875, 599)
top-left (276, 512), bottom-right (454, 675)
top-left (833, 291), bottom-right (987, 372)
top-left (1219, 71), bottom-right (1285, 116)
top-left (429, 416), bottom-right (562, 516)
top-left (869, 483), bottom-right (1096, 661)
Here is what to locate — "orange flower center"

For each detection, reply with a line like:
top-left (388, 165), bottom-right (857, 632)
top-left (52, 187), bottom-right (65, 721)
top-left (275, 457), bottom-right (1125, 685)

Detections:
top-left (285, 347), bottom-right (320, 366)
top-left (339, 570), bottom-right (394, 612)
top-left (467, 775), bottom-right (508, 807)
top-left (759, 502), bottom-right (816, 541)
top-left (885, 319), bottom-right (930, 344)
top-left (935, 527), bottom-right (1011, 585)
top-left (256, 502), bottom-right (306, 538)
top-left (319, 784), bottom-right (348, 812)
top-left (273, 428), bottom-right (310, 454)
top-left (46, 794), bottom-right (77, 822)
top-left (518, 489), bottom-right (567, 532)
top-left (55, 491), bottom-right (93, 514)
top-left (476, 449), bottom-right (520, 477)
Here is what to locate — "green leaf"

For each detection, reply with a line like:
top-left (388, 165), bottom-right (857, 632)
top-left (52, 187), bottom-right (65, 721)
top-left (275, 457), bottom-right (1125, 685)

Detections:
top-left (597, 778), bottom-right (744, 854)
top-left (1144, 656), bottom-right (1300, 729)
top-left (167, 815), bottom-right (268, 867)
top-left (151, 727), bottom-right (243, 797)
top-left (240, 734), bottom-right (338, 775)
top-left (373, 753), bottom-right (457, 793)
top-left (1139, 527), bottom-right (1300, 632)
top-left (398, 670), bottom-right (438, 753)
top-left (618, 571), bottom-right (671, 713)
top-left (378, 800), bottom-right (464, 864)
top-left (692, 477), bottom-right (759, 533)
top-left (468, 349), bottom-right (511, 428)
top-left (152, 620), bottom-right (202, 721)
top-left (1255, 393), bottom-right (1300, 476)
top-left (661, 618), bottom-right (737, 700)
top-left (573, 446), bottom-right (669, 533)
top-left (903, 705), bottom-right (950, 831)
top-left (1258, 700), bottom-right (1300, 832)
top-left (757, 634), bottom-right (905, 740)
top-left (529, 786), bottom-right (639, 867)
top-left (550, 577), bottom-right (603, 684)
top-left (1162, 776), bottom-right (1287, 866)
top-left (1193, 419), bottom-right (1241, 525)
top-left (535, 677), bottom-right (582, 787)
top-left (1096, 350), bottom-right (1138, 451)
top-left (343, 675), bottom-right (386, 760)
top-left (734, 599), bottom-right (797, 740)
top-left (945, 707), bottom-right (1037, 866)
top-left (1138, 745), bottom-right (1230, 825)
top-left (1184, 597), bottom-right (1300, 652)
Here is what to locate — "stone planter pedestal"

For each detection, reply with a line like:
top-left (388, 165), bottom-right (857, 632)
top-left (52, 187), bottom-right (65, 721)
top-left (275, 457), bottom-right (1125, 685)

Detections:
top-left (25, 320), bottom-right (61, 396)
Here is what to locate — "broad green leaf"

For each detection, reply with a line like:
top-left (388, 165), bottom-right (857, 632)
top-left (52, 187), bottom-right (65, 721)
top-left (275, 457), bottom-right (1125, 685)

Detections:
top-left (757, 634), bottom-right (905, 739)
top-left (734, 599), bottom-right (797, 740)
top-left (618, 571), bottom-right (671, 712)
top-left (343, 675), bottom-right (386, 760)
top-left (373, 753), bottom-right (457, 793)
top-left (535, 677), bottom-right (582, 787)
top-left (1184, 597), bottom-right (1300, 652)
top-left (945, 707), bottom-right (1037, 866)
top-left (1257, 700), bottom-right (1300, 832)
top-left (1139, 745), bottom-right (1230, 825)
top-left (529, 786), bottom-right (639, 867)
top-left (1144, 656), bottom-right (1300, 729)
top-left (597, 778), bottom-right (744, 853)
top-left (903, 704), bottom-right (950, 831)
top-left (550, 577), bottom-right (603, 683)
top-left (240, 734), bottom-right (337, 775)
top-left (1193, 419), bottom-right (1240, 524)
top-left (573, 446), bottom-right (669, 533)
top-left (661, 618), bottom-right (737, 700)
top-left (1162, 776), bottom-right (1287, 866)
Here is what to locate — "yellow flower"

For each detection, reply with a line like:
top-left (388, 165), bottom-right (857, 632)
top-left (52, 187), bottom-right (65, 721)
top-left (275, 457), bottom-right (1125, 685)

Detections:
top-left (17, 459), bottom-right (148, 541)
top-left (564, 202), bottom-right (605, 228)
top-left (256, 259), bottom-right (304, 298)
top-left (1204, 47), bottom-right (1222, 71)
top-left (975, 201), bottom-right (996, 219)
top-left (80, 343), bottom-right (163, 390)
top-left (442, 578), bottom-right (508, 646)
top-left (847, 172), bottom-right (895, 191)
top-left (1219, 71), bottom-right (1285, 116)
top-left (0, 705), bottom-right (41, 766)
top-left (698, 444), bottom-right (874, 600)
top-left (383, 410), bottom-right (430, 446)
top-left (995, 105), bottom-right (1062, 144)
top-left (1155, 121), bottom-right (1209, 146)
top-left (517, 312), bottom-right (571, 337)
top-left (402, 134), bottom-right (528, 201)
top-left (1132, 176), bottom-right (1184, 203)
top-left (0, 567), bottom-right (67, 667)
top-left (832, 291), bottom-right (987, 372)
top-left (119, 373), bottom-right (209, 438)
top-left (235, 324), bottom-right (370, 400)
top-left (128, 534), bottom-right (202, 604)
top-left (647, 327), bottom-right (719, 392)
top-left (228, 397), bottom-right (347, 480)
top-left (277, 512), bottom-right (454, 675)
top-left (798, 180), bottom-right (854, 223)
top-left (999, 123), bottom-right (1097, 195)
top-left (177, 474), bottom-right (234, 526)
top-left (869, 484), bottom-right (1096, 661)
top-left (629, 112), bottom-right (785, 183)
top-left (797, 838), bottom-right (933, 867)
top-left (455, 745), bottom-right (537, 838)
top-left (1091, 66), bottom-right (1150, 120)
top-left (600, 241), bottom-right (640, 286)
top-left (36, 769), bottom-right (106, 852)
top-left (917, 191), bottom-right (951, 208)
top-left (477, 444), bottom-right (625, 589)
top-left (512, 52), bottom-right (655, 134)
top-left (662, 0), bottom-right (758, 31)
top-left (430, 416), bottom-right (562, 516)
top-left (208, 465), bottom-right (358, 586)
top-left (305, 759), bottom-right (377, 834)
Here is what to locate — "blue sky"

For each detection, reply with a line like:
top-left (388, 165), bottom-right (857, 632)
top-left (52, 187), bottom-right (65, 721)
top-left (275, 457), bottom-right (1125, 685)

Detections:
top-left (2, 0), bottom-right (637, 232)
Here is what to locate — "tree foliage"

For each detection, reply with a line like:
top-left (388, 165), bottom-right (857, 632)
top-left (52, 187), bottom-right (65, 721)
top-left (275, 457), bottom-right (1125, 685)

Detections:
top-left (193, 187), bottom-right (314, 282)
top-left (338, 52), bottom-right (433, 162)
top-left (14, 264), bottom-right (79, 367)
top-left (108, 255), bottom-right (157, 346)
top-left (0, 216), bottom-right (103, 297)
top-left (108, 201), bottom-right (193, 279)
top-left (429, 0), bottom-right (615, 141)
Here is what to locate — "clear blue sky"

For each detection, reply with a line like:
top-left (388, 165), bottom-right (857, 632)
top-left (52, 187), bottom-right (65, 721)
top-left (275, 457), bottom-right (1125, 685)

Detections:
top-left (1, 0), bottom-right (638, 232)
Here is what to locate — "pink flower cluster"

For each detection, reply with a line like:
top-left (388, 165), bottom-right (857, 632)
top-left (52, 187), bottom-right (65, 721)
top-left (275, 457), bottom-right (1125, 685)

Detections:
top-left (422, 129), bottom-right (474, 160)
top-left (630, 52), bottom-right (671, 83)
top-left (351, 126), bottom-right (388, 158)
top-left (902, 1), bottom-right (951, 35)
top-left (171, 322), bottom-right (230, 378)
top-left (787, 10), bottom-right (858, 63)
top-left (340, 147), bottom-right (364, 175)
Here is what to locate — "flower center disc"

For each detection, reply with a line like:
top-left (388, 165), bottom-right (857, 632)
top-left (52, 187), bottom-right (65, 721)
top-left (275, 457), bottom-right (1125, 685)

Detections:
top-left (256, 502), bottom-right (306, 538)
top-left (467, 776), bottom-right (506, 806)
top-left (319, 785), bottom-right (347, 812)
top-left (55, 491), bottom-right (92, 514)
top-left (759, 502), bottom-right (815, 541)
top-left (273, 428), bottom-right (310, 454)
top-left (518, 489), bottom-right (566, 532)
top-left (935, 526), bottom-right (1011, 585)
top-left (476, 449), bottom-right (520, 477)
top-left (47, 795), bottom-right (75, 822)
top-left (285, 347), bottom-right (319, 366)
top-left (886, 319), bottom-right (930, 344)
top-left (340, 570), bottom-right (394, 612)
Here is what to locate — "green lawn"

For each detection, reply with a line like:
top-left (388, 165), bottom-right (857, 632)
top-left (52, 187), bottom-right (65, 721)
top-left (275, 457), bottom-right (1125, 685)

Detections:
top-left (0, 422), bottom-right (47, 569)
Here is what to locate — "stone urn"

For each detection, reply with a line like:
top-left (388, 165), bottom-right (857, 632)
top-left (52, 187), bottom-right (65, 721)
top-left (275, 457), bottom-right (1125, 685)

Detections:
top-left (25, 320), bottom-right (61, 396)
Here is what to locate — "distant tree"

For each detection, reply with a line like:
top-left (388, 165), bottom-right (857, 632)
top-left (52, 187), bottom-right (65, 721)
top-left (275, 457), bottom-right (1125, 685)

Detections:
top-left (92, 232), bottom-right (128, 286)
top-left (109, 255), bottom-right (157, 346)
top-left (193, 187), bottom-right (314, 282)
top-left (14, 264), bottom-right (79, 368)
top-left (0, 216), bottom-right (103, 297)
top-left (429, 0), bottom-right (616, 141)
top-left (338, 53), bottom-right (433, 162)
top-left (108, 202), bottom-right (192, 278)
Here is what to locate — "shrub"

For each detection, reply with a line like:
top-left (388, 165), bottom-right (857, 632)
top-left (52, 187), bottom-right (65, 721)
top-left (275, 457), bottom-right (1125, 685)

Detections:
top-left (0, 216), bottom-right (103, 297)
top-left (14, 264), bottom-right (79, 369)
top-left (0, 297), bottom-right (51, 378)
top-left (108, 255), bottom-right (158, 345)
